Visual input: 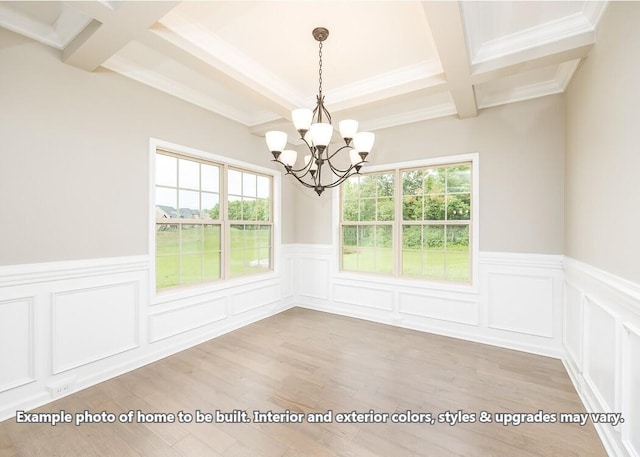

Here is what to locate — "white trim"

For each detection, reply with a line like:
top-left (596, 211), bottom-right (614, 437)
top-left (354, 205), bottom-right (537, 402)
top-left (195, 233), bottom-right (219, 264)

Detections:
top-left (621, 323), bottom-right (640, 457)
top-left (150, 138), bottom-right (277, 178)
top-left (362, 152), bottom-right (478, 174)
top-left (294, 245), bottom-right (562, 358)
top-left (0, 297), bottom-right (36, 392)
top-left (0, 255), bottom-right (148, 286)
top-left (325, 60), bottom-right (444, 106)
top-left (562, 256), bottom-right (640, 457)
top-left (564, 257), bottom-right (640, 307)
top-left (0, 4), bottom-right (91, 50)
top-left (0, 251), bottom-right (291, 422)
top-left (359, 102), bottom-right (457, 132)
top-left (51, 281), bottom-right (140, 374)
top-left (470, 12), bottom-right (595, 65)
top-left (480, 251), bottom-right (563, 269)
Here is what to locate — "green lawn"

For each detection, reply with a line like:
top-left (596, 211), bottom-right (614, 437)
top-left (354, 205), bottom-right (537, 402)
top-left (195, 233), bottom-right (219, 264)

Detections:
top-left (342, 246), bottom-right (470, 282)
top-left (156, 225), bottom-right (271, 289)
top-left (157, 224), bottom-right (469, 289)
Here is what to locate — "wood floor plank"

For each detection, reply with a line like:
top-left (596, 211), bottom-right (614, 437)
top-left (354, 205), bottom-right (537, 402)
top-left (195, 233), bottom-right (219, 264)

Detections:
top-left (0, 308), bottom-right (607, 456)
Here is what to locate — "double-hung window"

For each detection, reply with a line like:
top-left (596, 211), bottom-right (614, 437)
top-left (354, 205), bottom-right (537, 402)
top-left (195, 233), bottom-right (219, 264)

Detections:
top-left (154, 148), bottom-right (273, 291)
top-left (340, 155), bottom-right (475, 284)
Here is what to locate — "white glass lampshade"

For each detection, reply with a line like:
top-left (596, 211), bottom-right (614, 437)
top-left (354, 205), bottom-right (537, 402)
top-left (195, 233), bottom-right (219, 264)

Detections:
top-left (280, 149), bottom-right (298, 167)
top-left (309, 123), bottom-right (333, 147)
top-left (292, 109), bottom-right (313, 132)
top-left (349, 149), bottom-right (362, 165)
top-left (304, 154), bottom-right (318, 171)
top-left (266, 131), bottom-right (287, 152)
top-left (303, 131), bottom-right (314, 146)
top-left (339, 120), bottom-right (358, 140)
top-left (353, 132), bottom-right (375, 153)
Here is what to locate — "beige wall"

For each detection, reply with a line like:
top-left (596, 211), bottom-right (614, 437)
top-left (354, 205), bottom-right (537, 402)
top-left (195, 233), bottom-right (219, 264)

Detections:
top-left (295, 95), bottom-right (566, 254)
top-left (565, 2), bottom-right (640, 285)
top-left (0, 25), bottom-right (568, 263)
top-left (0, 28), bottom-right (292, 266)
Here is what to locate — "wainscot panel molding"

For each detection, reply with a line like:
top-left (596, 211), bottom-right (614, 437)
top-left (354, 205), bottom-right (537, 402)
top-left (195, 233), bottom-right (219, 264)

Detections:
top-left (287, 245), bottom-right (564, 358)
top-left (563, 257), bottom-right (640, 457)
top-left (3, 245), bottom-right (637, 457)
top-left (0, 254), bottom-right (292, 422)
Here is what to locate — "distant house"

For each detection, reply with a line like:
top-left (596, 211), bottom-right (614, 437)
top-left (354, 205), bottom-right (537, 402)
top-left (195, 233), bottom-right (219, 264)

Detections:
top-left (156, 205), bottom-right (178, 219)
top-left (178, 208), bottom-right (200, 219)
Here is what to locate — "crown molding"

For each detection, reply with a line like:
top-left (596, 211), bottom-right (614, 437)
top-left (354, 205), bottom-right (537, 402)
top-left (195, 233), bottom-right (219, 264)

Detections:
top-left (555, 59), bottom-right (581, 91)
top-left (476, 79), bottom-right (563, 110)
top-left (102, 53), bottom-right (260, 127)
top-left (471, 11), bottom-right (595, 66)
top-left (360, 101), bottom-right (457, 132)
top-left (158, 11), bottom-right (307, 110)
top-left (324, 60), bottom-right (444, 107)
top-left (582, 1), bottom-right (609, 27)
top-left (0, 4), bottom-right (91, 50)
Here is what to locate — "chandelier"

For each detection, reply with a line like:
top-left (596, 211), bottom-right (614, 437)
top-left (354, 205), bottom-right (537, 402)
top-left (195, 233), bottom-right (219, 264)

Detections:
top-left (265, 27), bottom-right (375, 196)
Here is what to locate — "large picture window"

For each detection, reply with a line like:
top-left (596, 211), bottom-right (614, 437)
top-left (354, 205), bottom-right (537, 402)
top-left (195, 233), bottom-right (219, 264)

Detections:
top-left (154, 150), bottom-right (272, 290)
top-left (340, 157), bottom-right (474, 284)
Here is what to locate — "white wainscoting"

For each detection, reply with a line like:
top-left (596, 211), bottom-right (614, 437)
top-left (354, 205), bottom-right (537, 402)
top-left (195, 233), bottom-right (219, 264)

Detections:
top-left (0, 255), bottom-right (291, 422)
top-left (563, 257), bottom-right (640, 457)
top-left (287, 245), bottom-right (564, 358)
top-left (3, 245), bottom-right (637, 457)
top-left (0, 297), bottom-right (34, 392)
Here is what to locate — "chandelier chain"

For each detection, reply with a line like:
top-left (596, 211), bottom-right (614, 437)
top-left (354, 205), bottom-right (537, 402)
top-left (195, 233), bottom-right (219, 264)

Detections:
top-left (318, 41), bottom-right (323, 94)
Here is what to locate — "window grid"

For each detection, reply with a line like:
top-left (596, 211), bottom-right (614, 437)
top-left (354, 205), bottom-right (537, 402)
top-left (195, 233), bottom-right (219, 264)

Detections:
top-left (340, 161), bottom-right (472, 283)
top-left (341, 173), bottom-right (395, 275)
top-left (155, 151), bottom-right (273, 290)
top-left (401, 164), bottom-right (471, 281)
top-left (226, 167), bottom-right (273, 278)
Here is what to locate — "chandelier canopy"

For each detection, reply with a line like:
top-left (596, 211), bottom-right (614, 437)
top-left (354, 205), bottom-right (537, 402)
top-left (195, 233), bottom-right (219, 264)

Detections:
top-left (266, 27), bottom-right (375, 196)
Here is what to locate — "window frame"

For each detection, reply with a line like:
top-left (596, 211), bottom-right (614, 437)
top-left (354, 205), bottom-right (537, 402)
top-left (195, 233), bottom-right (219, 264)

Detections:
top-left (334, 153), bottom-right (479, 292)
top-left (149, 138), bottom-right (281, 303)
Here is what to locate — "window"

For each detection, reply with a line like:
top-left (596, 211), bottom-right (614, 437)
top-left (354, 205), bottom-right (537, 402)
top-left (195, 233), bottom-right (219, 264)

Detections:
top-left (227, 169), bottom-right (272, 276)
top-left (341, 173), bottom-right (395, 274)
top-left (340, 156), bottom-right (475, 284)
top-left (154, 149), bottom-right (273, 290)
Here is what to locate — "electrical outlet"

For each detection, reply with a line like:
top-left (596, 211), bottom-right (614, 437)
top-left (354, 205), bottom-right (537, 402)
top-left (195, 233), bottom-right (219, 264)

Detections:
top-left (48, 379), bottom-right (75, 398)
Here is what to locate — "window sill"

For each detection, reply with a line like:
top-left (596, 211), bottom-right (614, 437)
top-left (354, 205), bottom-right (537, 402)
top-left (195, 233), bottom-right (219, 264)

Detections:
top-left (333, 270), bottom-right (479, 296)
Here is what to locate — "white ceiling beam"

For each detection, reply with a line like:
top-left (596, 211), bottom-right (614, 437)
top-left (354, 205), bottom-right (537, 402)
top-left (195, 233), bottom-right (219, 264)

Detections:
top-left (140, 24), bottom-right (294, 122)
top-left (62, 2), bottom-right (178, 72)
top-left (422, 1), bottom-right (477, 118)
top-left (470, 42), bottom-right (594, 85)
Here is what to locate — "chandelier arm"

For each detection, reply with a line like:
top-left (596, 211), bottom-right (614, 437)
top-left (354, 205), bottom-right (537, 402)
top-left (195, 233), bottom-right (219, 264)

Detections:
top-left (323, 169), bottom-right (359, 189)
top-left (286, 168), bottom-right (318, 189)
top-left (325, 148), bottom-right (364, 175)
top-left (325, 144), bottom-right (353, 161)
top-left (326, 159), bottom-right (356, 176)
top-left (286, 160), bottom-right (313, 176)
top-left (272, 157), bottom-right (313, 178)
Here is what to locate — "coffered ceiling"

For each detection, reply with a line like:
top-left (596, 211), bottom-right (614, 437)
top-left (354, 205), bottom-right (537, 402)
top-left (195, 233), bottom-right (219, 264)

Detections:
top-left (0, 1), bottom-right (607, 138)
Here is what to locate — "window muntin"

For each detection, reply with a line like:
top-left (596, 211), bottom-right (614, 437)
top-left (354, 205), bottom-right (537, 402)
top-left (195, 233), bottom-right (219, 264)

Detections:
top-left (227, 168), bottom-right (272, 277)
top-left (401, 164), bottom-right (471, 282)
top-left (340, 161), bottom-right (473, 283)
top-left (341, 173), bottom-right (394, 275)
top-left (154, 151), bottom-right (272, 290)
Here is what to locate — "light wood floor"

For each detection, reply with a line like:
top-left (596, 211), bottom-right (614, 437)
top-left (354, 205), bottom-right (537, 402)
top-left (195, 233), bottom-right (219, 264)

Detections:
top-left (1, 308), bottom-right (606, 456)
